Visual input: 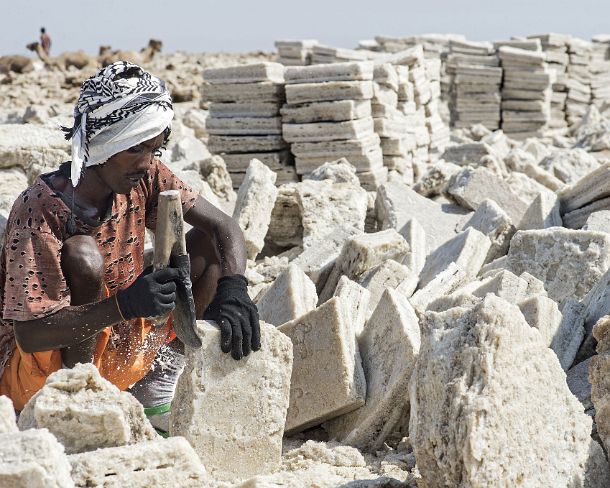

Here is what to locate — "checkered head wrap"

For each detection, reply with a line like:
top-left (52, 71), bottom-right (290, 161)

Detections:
top-left (62, 61), bottom-right (174, 186)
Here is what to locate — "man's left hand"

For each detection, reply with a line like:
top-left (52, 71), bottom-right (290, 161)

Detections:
top-left (203, 275), bottom-right (261, 360)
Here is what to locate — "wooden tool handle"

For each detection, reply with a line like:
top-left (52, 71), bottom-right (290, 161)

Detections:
top-left (151, 190), bottom-right (186, 326)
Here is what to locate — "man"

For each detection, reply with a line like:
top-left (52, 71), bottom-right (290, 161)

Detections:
top-left (0, 62), bottom-right (260, 427)
top-left (40, 27), bottom-right (51, 56)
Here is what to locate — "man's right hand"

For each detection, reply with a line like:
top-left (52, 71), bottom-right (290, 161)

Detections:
top-left (116, 266), bottom-right (180, 320)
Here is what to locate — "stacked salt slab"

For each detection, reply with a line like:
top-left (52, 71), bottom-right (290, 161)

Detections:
top-left (202, 62), bottom-right (296, 189)
top-left (424, 56), bottom-right (451, 157)
top-left (373, 33), bottom-right (465, 119)
top-left (380, 45), bottom-right (447, 165)
top-left (369, 62), bottom-right (411, 176)
top-left (498, 45), bottom-right (553, 139)
top-left (566, 38), bottom-right (593, 127)
top-left (590, 35), bottom-right (610, 111)
top-left (528, 33), bottom-right (571, 133)
top-left (310, 44), bottom-right (380, 64)
top-left (447, 40), bottom-right (502, 130)
top-left (275, 40), bottom-right (319, 66)
top-left (281, 61), bottom-right (388, 190)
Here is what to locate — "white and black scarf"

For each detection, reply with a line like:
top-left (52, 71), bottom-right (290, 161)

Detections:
top-left (62, 61), bottom-right (174, 186)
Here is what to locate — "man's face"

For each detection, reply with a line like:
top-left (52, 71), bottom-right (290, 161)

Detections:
top-left (94, 133), bottom-right (165, 195)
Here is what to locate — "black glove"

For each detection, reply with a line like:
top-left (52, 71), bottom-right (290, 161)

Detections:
top-left (204, 274), bottom-right (261, 360)
top-left (116, 266), bottom-right (180, 320)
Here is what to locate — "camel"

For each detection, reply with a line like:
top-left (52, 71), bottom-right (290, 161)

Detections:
top-left (26, 42), bottom-right (96, 71)
top-left (98, 39), bottom-right (163, 67)
top-left (0, 55), bottom-right (34, 74)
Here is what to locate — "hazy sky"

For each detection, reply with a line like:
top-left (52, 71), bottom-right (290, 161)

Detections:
top-left (2, 0), bottom-right (609, 56)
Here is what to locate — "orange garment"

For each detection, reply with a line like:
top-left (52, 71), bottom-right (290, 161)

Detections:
top-left (0, 158), bottom-right (196, 410)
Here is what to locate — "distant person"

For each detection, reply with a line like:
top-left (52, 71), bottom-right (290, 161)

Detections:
top-left (40, 27), bottom-right (51, 56)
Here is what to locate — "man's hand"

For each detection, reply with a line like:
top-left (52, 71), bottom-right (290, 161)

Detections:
top-left (204, 275), bottom-right (261, 360)
top-left (116, 266), bottom-right (180, 320)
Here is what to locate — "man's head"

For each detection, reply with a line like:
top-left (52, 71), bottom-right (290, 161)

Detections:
top-left (40, 27), bottom-right (46, 34)
top-left (91, 130), bottom-right (167, 194)
top-left (62, 61), bottom-right (174, 188)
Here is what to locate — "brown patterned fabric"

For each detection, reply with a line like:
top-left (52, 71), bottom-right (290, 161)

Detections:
top-left (0, 158), bottom-right (197, 409)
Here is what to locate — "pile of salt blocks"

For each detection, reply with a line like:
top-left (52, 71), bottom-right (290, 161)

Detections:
top-left (281, 61), bottom-right (388, 190)
top-left (590, 36), bottom-right (610, 112)
top-left (498, 45), bottom-right (553, 139)
top-left (227, 121), bottom-right (610, 485)
top-left (0, 364), bottom-right (208, 487)
top-left (201, 62), bottom-right (297, 188)
top-left (529, 33), bottom-right (571, 133)
top-left (275, 39), bottom-right (319, 66)
top-left (566, 38), bottom-right (593, 127)
top-left (447, 39), bottom-right (502, 131)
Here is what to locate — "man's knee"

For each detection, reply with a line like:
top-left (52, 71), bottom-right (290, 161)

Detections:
top-left (61, 235), bottom-right (104, 284)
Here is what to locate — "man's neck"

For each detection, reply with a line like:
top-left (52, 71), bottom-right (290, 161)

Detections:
top-left (71, 168), bottom-right (113, 213)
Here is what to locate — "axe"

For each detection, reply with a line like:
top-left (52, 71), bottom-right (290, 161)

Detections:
top-left (150, 190), bottom-right (202, 348)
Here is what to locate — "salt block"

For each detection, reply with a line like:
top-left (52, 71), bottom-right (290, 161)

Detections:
top-left (552, 298), bottom-right (586, 371)
top-left (17, 363), bottom-right (157, 454)
top-left (518, 295), bottom-right (563, 347)
top-left (589, 315), bottom-right (610, 454)
top-left (170, 321), bottom-right (293, 481)
top-left (279, 298), bottom-right (366, 434)
top-left (203, 62), bottom-right (285, 84)
top-left (470, 269), bottom-right (528, 304)
top-left (207, 135), bottom-right (286, 154)
top-left (446, 167), bottom-right (529, 226)
top-left (506, 228), bottom-right (610, 303)
top-left (257, 264), bottom-right (318, 326)
top-left (583, 210), bottom-right (610, 233)
top-left (209, 101), bottom-right (280, 118)
top-left (375, 180), bottom-right (470, 254)
top-left (410, 295), bottom-right (592, 487)
top-left (558, 164), bottom-right (610, 214)
top-left (282, 117), bottom-right (374, 143)
top-left (0, 429), bottom-right (74, 488)
top-left (333, 276), bottom-right (370, 337)
top-left (0, 395), bottom-right (17, 433)
top-left (284, 62), bottom-right (374, 84)
top-left (303, 158), bottom-right (360, 185)
top-left (292, 226), bottom-right (361, 290)
top-left (585, 440), bottom-right (610, 488)
top-left (409, 262), bottom-right (470, 314)
top-left (324, 289), bottom-right (420, 450)
top-left (295, 179), bottom-right (368, 248)
top-left (69, 437), bottom-right (207, 488)
top-left (462, 199), bottom-right (516, 262)
top-left (280, 100), bottom-right (371, 123)
top-left (290, 133), bottom-right (380, 158)
top-left (206, 116), bottom-right (282, 136)
top-left (285, 81), bottom-right (373, 104)
top-left (418, 228), bottom-right (491, 288)
top-left (427, 291), bottom-right (482, 313)
top-left (519, 271), bottom-right (548, 297)
top-left (319, 229), bottom-right (410, 303)
top-left (519, 191), bottom-right (562, 230)
top-left (201, 82), bottom-right (284, 103)
top-left (358, 259), bottom-right (418, 316)
top-left (233, 159), bottom-right (278, 260)
top-left (567, 357), bottom-right (593, 413)
top-left (401, 218), bottom-right (426, 275)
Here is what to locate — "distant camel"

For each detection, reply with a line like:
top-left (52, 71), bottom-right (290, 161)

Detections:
top-left (26, 42), bottom-right (96, 71)
top-left (98, 39), bottom-right (163, 67)
top-left (0, 55), bottom-right (34, 74)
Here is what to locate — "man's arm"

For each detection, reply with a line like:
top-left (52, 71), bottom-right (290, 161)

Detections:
top-left (183, 195), bottom-right (247, 275)
top-left (183, 195), bottom-right (260, 360)
top-left (14, 266), bottom-right (181, 354)
top-left (13, 296), bottom-right (122, 353)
